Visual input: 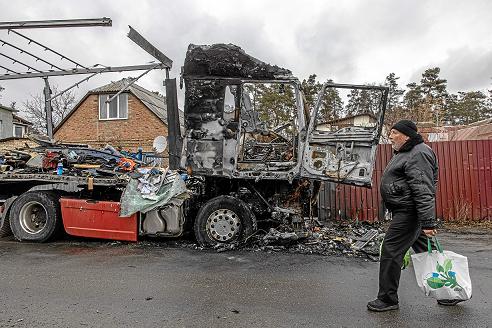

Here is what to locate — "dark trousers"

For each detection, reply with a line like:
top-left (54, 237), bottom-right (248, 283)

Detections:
top-left (377, 209), bottom-right (429, 305)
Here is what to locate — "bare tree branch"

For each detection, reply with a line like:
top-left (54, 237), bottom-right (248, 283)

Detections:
top-left (21, 84), bottom-right (77, 134)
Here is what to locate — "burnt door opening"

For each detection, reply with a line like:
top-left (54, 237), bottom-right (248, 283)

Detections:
top-left (302, 83), bottom-right (388, 186)
top-left (236, 81), bottom-right (300, 172)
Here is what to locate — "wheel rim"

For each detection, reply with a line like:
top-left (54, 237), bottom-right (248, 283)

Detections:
top-left (19, 201), bottom-right (48, 234)
top-left (206, 208), bottom-right (241, 242)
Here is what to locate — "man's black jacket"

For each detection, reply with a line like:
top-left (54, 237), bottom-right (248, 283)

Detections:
top-left (380, 135), bottom-right (438, 228)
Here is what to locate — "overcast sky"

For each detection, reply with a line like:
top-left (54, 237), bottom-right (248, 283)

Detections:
top-left (1, 0), bottom-right (491, 111)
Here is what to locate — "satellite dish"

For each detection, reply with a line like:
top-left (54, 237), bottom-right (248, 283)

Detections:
top-left (153, 136), bottom-right (168, 153)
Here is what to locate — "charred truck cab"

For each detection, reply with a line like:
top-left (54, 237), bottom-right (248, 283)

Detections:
top-left (167, 44), bottom-right (388, 246)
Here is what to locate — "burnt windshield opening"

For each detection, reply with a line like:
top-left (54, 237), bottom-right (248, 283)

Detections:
top-left (237, 82), bottom-right (299, 170)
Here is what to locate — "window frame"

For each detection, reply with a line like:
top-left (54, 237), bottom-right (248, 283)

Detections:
top-left (13, 125), bottom-right (23, 138)
top-left (98, 93), bottom-right (129, 121)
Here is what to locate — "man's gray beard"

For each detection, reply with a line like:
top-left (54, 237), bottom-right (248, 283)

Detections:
top-left (391, 143), bottom-right (399, 151)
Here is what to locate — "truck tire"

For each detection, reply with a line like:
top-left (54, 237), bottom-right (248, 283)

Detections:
top-left (9, 191), bottom-right (62, 242)
top-left (194, 195), bottom-right (257, 247)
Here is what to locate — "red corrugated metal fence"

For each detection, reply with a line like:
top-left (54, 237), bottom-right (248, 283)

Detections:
top-left (318, 140), bottom-right (492, 222)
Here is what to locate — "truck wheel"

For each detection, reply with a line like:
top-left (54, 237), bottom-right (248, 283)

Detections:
top-left (194, 195), bottom-right (257, 247)
top-left (9, 191), bottom-right (62, 242)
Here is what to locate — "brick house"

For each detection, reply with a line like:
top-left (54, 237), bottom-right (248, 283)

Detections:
top-left (54, 78), bottom-right (181, 153)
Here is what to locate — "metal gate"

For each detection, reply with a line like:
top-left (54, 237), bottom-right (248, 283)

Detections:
top-left (318, 140), bottom-right (492, 222)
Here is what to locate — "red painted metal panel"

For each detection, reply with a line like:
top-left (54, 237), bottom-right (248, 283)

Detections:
top-left (319, 140), bottom-right (492, 222)
top-left (431, 142), bottom-right (443, 220)
top-left (453, 142), bottom-right (464, 218)
top-left (60, 198), bottom-right (138, 242)
top-left (433, 143), bottom-right (444, 218)
top-left (470, 141), bottom-right (481, 219)
top-left (477, 141), bottom-right (486, 219)
top-left (485, 142), bottom-right (492, 218)
top-left (444, 141), bottom-right (455, 218)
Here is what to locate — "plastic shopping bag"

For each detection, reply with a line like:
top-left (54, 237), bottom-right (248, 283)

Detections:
top-left (411, 237), bottom-right (472, 301)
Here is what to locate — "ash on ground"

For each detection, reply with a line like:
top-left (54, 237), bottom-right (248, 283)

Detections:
top-left (125, 222), bottom-right (386, 261)
top-left (242, 222), bottom-right (385, 261)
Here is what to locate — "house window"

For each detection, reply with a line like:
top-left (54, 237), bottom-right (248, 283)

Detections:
top-left (99, 93), bottom-right (128, 120)
top-left (0, 120), bottom-right (3, 136)
top-left (14, 125), bottom-right (23, 137)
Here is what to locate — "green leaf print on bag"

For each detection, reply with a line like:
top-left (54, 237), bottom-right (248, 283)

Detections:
top-left (426, 259), bottom-right (463, 291)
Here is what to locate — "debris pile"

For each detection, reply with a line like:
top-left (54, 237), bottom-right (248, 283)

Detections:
top-left (242, 223), bottom-right (385, 260)
top-left (0, 135), bottom-right (187, 218)
top-left (0, 135), bottom-right (156, 179)
top-left (139, 222), bottom-right (386, 261)
top-left (0, 149), bottom-right (31, 171)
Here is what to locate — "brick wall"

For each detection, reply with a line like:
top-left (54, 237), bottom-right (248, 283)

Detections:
top-left (0, 138), bottom-right (36, 152)
top-left (54, 94), bottom-right (169, 153)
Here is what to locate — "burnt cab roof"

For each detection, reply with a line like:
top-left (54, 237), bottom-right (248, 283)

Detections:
top-left (182, 44), bottom-right (293, 80)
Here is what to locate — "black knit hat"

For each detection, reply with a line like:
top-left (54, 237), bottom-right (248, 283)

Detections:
top-left (391, 120), bottom-right (418, 138)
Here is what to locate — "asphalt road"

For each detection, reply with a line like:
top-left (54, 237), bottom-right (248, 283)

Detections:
top-left (0, 231), bottom-right (490, 328)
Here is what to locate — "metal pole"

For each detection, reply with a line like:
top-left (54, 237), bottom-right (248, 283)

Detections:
top-left (0, 18), bottom-right (112, 30)
top-left (165, 78), bottom-right (182, 170)
top-left (44, 77), bottom-right (53, 138)
top-left (0, 63), bottom-right (165, 81)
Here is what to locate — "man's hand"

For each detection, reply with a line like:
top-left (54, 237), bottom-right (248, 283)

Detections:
top-left (423, 228), bottom-right (437, 237)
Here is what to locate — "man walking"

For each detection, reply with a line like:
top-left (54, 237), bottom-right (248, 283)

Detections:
top-left (367, 120), bottom-right (439, 312)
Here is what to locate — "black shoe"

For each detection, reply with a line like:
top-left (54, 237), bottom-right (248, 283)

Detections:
top-left (367, 299), bottom-right (399, 312)
top-left (437, 299), bottom-right (465, 306)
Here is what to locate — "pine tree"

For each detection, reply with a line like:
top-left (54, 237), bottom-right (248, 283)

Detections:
top-left (346, 89), bottom-right (361, 116)
top-left (385, 73), bottom-right (404, 110)
top-left (419, 67), bottom-right (448, 125)
top-left (383, 73), bottom-right (405, 126)
top-left (403, 82), bottom-right (426, 122)
top-left (300, 74), bottom-right (322, 111)
top-left (445, 91), bottom-right (489, 125)
top-left (318, 81), bottom-right (343, 123)
top-left (254, 83), bottom-right (297, 130)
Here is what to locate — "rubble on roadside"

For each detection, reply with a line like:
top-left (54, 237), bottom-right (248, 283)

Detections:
top-left (243, 222), bottom-right (385, 260)
top-left (123, 221), bottom-right (386, 261)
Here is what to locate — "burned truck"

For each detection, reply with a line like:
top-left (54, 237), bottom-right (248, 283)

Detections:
top-left (0, 44), bottom-right (387, 247)
top-left (168, 44), bottom-right (388, 246)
